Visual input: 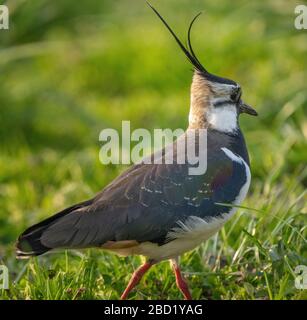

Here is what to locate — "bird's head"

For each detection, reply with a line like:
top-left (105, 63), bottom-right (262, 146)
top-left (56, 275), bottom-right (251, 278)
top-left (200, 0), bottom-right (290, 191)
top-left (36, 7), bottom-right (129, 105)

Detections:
top-left (148, 3), bottom-right (258, 133)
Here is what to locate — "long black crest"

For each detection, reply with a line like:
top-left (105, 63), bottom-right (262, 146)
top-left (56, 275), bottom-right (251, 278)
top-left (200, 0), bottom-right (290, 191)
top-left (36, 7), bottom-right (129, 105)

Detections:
top-left (187, 12), bottom-right (203, 68)
top-left (146, 2), bottom-right (238, 86)
top-left (146, 2), bottom-right (207, 74)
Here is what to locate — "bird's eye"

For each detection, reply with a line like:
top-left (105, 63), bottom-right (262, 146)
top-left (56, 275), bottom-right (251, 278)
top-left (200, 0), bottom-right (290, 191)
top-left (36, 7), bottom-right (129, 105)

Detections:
top-left (230, 87), bottom-right (241, 102)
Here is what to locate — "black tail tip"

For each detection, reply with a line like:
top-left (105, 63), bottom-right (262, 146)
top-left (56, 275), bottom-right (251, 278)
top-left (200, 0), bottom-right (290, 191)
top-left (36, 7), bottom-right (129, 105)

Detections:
top-left (15, 237), bottom-right (49, 259)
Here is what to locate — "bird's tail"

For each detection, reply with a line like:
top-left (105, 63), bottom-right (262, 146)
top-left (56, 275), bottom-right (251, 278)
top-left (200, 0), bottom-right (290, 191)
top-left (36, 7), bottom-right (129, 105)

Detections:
top-left (16, 200), bottom-right (92, 259)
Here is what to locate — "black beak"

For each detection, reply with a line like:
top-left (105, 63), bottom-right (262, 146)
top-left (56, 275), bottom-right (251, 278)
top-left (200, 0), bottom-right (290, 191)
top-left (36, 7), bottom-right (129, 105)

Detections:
top-left (239, 101), bottom-right (258, 116)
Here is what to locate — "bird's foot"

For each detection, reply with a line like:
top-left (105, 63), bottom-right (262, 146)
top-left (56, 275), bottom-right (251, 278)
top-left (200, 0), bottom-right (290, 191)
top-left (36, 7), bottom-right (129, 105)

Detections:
top-left (171, 259), bottom-right (192, 300)
top-left (120, 261), bottom-right (153, 300)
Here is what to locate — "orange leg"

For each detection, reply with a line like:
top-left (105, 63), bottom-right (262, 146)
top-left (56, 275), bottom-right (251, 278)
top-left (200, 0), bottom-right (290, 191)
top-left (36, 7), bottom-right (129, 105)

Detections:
top-left (120, 261), bottom-right (153, 300)
top-left (171, 259), bottom-right (192, 300)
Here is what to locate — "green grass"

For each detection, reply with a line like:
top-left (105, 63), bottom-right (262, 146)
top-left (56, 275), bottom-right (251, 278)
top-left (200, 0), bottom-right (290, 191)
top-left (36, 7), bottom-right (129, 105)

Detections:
top-left (0, 0), bottom-right (306, 300)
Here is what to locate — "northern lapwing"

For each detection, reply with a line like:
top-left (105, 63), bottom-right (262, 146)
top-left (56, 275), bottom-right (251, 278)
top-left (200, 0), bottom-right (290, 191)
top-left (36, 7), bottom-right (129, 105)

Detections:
top-left (16, 3), bottom-right (257, 300)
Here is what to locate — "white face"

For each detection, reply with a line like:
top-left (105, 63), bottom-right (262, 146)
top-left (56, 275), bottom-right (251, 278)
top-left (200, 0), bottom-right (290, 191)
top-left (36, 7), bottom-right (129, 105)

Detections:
top-left (207, 82), bottom-right (241, 133)
top-left (207, 102), bottom-right (238, 133)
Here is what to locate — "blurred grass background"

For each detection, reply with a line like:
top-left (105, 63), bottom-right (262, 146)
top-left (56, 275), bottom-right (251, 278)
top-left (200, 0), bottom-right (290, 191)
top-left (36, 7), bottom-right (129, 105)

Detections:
top-left (0, 0), bottom-right (306, 299)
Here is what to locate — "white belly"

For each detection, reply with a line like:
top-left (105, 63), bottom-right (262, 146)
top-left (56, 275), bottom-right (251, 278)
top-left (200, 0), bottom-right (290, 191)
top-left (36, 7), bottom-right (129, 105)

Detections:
top-left (109, 216), bottom-right (229, 261)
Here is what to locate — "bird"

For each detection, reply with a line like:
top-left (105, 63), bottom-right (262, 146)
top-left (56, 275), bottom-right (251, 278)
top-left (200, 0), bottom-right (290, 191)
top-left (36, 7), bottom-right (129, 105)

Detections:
top-left (16, 3), bottom-right (257, 300)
